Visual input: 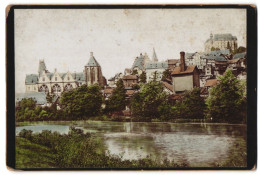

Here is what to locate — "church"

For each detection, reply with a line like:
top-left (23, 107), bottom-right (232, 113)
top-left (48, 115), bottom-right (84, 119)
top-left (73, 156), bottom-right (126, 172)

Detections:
top-left (25, 52), bottom-right (106, 96)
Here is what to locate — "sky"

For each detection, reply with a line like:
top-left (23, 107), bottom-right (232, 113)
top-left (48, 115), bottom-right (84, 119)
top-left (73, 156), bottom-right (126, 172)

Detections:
top-left (15, 8), bottom-right (246, 93)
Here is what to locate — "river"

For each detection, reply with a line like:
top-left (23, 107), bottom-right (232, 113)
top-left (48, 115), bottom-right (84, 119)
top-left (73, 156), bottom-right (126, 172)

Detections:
top-left (16, 120), bottom-right (247, 167)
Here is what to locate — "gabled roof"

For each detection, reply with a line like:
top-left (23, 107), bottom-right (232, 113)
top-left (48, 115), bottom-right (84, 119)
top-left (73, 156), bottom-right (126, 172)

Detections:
top-left (205, 79), bottom-right (218, 87)
top-left (132, 54), bottom-right (145, 70)
top-left (86, 54), bottom-right (100, 67)
top-left (171, 65), bottom-right (197, 75)
top-left (233, 52), bottom-right (246, 59)
top-left (25, 74), bottom-right (38, 85)
top-left (16, 92), bottom-right (47, 105)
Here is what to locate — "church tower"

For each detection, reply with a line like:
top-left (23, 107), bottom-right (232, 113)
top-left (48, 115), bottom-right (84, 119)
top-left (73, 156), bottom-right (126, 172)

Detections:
top-left (38, 59), bottom-right (47, 75)
top-left (152, 48), bottom-right (158, 62)
top-left (84, 52), bottom-right (104, 86)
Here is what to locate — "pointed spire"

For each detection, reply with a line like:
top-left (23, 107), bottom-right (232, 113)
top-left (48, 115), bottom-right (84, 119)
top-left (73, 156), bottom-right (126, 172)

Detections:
top-left (38, 59), bottom-right (47, 75)
top-left (152, 48), bottom-right (158, 62)
top-left (86, 52), bottom-right (100, 67)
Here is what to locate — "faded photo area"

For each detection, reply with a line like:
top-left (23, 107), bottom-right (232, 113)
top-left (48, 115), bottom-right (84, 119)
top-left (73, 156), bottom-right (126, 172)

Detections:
top-left (14, 8), bottom-right (247, 169)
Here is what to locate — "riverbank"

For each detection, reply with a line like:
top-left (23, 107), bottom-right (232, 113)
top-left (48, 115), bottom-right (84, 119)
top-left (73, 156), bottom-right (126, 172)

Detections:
top-left (16, 128), bottom-right (185, 169)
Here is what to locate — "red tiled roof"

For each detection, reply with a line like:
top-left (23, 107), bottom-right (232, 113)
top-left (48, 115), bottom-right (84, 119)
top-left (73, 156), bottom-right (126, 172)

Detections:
top-left (171, 65), bottom-right (196, 75)
top-left (204, 79), bottom-right (218, 87)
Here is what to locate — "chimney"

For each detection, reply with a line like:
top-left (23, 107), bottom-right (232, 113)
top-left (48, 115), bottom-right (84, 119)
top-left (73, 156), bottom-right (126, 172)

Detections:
top-left (180, 51), bottom-right (186, 72)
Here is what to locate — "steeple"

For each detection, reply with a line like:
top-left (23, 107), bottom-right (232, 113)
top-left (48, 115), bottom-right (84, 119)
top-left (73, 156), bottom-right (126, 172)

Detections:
top-left (86, 52), bottom-right (100, 67)
top-left (38, 59), bottom-right (47, 75)
top-left (152, 48), bottom-right (158, 62)
top-left (210, 32), bottom-right (213, 40)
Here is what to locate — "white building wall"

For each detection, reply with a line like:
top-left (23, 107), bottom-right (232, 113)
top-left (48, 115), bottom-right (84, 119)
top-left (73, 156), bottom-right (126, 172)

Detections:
top-left (173, 75), bottom-right (193, 92)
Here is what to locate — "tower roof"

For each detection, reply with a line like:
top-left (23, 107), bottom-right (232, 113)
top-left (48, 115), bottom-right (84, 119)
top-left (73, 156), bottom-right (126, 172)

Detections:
top-left (38, 59), bottom-right (47, 75)
top-left (86, 52), bottom-right (100, 67)
top-left (152, 48), bottom-right (158, 62)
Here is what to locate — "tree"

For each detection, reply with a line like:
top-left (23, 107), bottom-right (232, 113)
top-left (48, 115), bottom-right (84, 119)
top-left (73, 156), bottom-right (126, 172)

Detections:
top-left (105, 79), bottom-right (126, 113)
top-left (139, 71), bottom-right (147, 83)
top-left (161, 69), bottom-right (171, 82)
top-left (60, 84), bottom-right (103, 119)
top-left (233, 46), bottom-right (246, 55)
top-left (180, 88), bottom-right (206, 119)
top-left (131, 69), bottom-right (138, 75)
top-left (206, 69), bottom-right (246, 123)
top-left (130, 81), bottom-right (168, 121)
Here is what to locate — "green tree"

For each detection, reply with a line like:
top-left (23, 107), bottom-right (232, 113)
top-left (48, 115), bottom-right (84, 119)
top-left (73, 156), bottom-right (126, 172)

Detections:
top-left (233, 46), bottom-right (246, 55)
top-left (139, 71), bottom-right (147, 83)
top-left (180, 88), bottom-right (206, 119)
top-left (130, 81), bottom-right (168, 120)
top-left (60, 84), bottom-right (103, 119)
top-left (105, 79), bottom-right (126, 113)
top-left (206, 69), bottom-right (246, 123)
top-left (131, 69), bottom-right (138, 75)
top-left (161, 69), bottom-right (171, 81)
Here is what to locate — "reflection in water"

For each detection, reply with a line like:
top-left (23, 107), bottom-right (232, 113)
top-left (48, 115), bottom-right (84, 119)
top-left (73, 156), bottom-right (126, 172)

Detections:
top-left (16, 121), bottom-right (246, 167)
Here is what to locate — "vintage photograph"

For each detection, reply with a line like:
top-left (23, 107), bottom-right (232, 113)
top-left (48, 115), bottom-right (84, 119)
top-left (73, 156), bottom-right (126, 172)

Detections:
top-left (12, 7), bottom-right (249, 169)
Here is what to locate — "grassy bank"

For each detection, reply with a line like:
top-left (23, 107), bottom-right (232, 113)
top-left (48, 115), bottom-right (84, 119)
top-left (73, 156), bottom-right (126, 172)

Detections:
top-left (16, 127), bottom-right (186, 169)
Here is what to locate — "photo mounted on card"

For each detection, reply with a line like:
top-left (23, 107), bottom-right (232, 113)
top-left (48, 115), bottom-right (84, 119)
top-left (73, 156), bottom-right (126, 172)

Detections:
top-left (6, 5), bottom-right (257, 170)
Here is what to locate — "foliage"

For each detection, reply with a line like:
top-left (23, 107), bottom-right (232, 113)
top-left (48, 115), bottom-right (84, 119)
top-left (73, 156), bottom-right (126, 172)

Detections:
top-left (211, 47), bottom-right (220, 51)
top-left (130, 81), bottom-right (168, 121)
top-left (104, 79), bottom-right (126, 114)
top-left (232, 46), bottom-right (246, 55)
top-left (206, 69), bottom-right (246, 123)
top-left (60, 84), bottom-right (103, 119)
top-left (161, 69), bottom-right (172, 81)
top-left (139, 71), bottom-right (147, 83)
top-left (16, 128), bottom-right (184, 169)
top-left (131, 69), bottom-right (138, 75)
top-left (179, 88), bottom-right (206, 119)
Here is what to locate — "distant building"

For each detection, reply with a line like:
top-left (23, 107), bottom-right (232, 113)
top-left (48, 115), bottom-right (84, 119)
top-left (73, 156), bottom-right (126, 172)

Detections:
top-left (25, 52), bottom-right (105, 96)
top-left (122, 75), bottom-right (138, 88)
top-left (204, 33), bottom-right (237, 52)
top-left (167, 59), bottom-right (179, 70)
top-left (25, 60), bottom-right (85, 96)
top-left (131, 53), bottom-right (150, 74)
top-left (16, 92), bottom-right (47, 107)
top-left (171, 52), bottom-right (200, 94)
top-left (144, 48), bottom-right (168, 82)
top-left (84, 52), bottom-right (106, 86)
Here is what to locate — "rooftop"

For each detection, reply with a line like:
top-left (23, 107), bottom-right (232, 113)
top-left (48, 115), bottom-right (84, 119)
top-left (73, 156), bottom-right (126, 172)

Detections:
top-left (171, 65), bottom-right (197, 75)
top-left (204, 79), bottom-right (218, 87)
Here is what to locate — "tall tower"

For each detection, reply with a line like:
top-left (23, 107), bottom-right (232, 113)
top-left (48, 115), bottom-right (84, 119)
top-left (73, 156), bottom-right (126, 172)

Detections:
top-left (84, 52), bottom-right (104, 86)
top-left (38, 59), bottom-right (47, 75)
top-left (152, 48), bottom-right (158, 62)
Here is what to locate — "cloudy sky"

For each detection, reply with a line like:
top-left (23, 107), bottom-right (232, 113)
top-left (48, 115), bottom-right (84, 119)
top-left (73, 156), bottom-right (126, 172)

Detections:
top-left (15, 8), bottom-right (246, 93)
